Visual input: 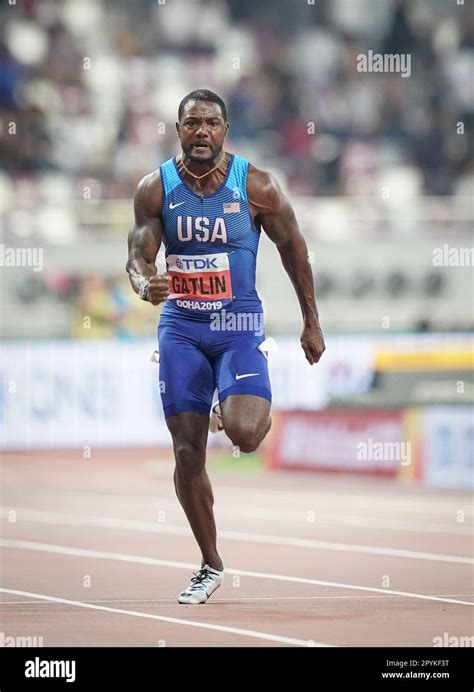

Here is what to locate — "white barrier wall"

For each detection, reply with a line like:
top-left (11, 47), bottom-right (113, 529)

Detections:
top-left (0, 340), bottom-right (168, 448)
top-left (0, 335), bottom-right (471, 454)
top-left (0, 336), bottom-right (375, 449)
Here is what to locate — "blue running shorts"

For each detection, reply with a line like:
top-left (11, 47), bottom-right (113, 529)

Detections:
top-left (157, 310), bottom-right (272, 418)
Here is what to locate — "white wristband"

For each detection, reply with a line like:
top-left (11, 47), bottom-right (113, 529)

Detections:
top-left (138, 278), bottom-right (149, 301)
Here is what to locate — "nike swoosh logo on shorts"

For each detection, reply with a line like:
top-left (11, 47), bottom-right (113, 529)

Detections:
top-left (235, 373), bottom-right (259, 380)
top-left (169, 201), bottom-right (185, 209)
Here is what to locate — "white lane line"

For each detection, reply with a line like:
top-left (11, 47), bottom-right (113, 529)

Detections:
top-left (5, 483), bottom-right (472, 521)
top-left (0, 588), bottom-right (328, 648)
top-left (1, 595), bottom-right (473, 605)
top-left (1, 538), bottom-right (473, 607)
top-left (59, 487), bottom-right (473, 518)
top-left (52, 493), bottom-right (474, 536)
top-left (2, 507), bottom-right (472, 564)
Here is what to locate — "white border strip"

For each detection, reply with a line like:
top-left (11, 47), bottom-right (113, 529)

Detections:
top-left (60, 487), bottom-right (473, 518)
top-left (1, 538), bottom-right (472, 607)
top-left (2, 508), bottom-right (471, 564)
top-left (0, 588), bottom-right (328, 647)
top-left (55, 493), bottom-right (474, 536)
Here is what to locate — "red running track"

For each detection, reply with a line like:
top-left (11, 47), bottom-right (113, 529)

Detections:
top-left (1, 450), bottom-right (473, 647)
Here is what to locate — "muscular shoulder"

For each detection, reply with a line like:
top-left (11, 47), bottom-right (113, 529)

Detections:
top-left (246, 164), bottom-right (285, 214)
top-left (134, 168), bottom-right (163, 217)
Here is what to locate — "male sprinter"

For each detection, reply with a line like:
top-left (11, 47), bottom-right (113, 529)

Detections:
top-left (127, 89), bottom-right (325, 604)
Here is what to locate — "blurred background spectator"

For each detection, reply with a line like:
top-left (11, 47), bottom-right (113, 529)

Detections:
top-left (0, 0), bottom-right (472, 337)
top-left (1, 0), bottom-right (473, 196)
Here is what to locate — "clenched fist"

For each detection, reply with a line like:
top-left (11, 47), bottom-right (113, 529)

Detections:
top-left (301, 323), bottom-right (326, 365)
top-left (147, 273), bottom-right (170, 305)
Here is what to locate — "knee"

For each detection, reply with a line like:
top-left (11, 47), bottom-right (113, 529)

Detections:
top-left (226, 423), bottom-right (263, 454)
top-left (174, 439), bottom-right (206, 479)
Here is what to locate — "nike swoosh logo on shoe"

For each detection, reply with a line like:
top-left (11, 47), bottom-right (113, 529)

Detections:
top-left (169, 201), bottom-right (185, 209)
top-left (235, 373), bottom-right (259, 380)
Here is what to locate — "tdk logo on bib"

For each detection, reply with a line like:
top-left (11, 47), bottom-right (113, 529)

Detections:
top-left (175, 257), bottom-right (219, 271)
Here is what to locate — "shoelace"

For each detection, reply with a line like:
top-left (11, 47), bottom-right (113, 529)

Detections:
top-left (189, 568), bottom-right (216, 591)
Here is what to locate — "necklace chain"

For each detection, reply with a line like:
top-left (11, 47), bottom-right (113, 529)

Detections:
top-left (179, 150), bottom-right (226, 180)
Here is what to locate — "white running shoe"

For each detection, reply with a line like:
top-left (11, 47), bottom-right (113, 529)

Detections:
top-left (178, 565), bottom-right (224, 604)
top-left (209, 402), bottom-right (223, 433)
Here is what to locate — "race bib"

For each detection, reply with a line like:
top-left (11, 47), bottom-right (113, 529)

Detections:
top-left (167, 253), bottom-right (233, 311)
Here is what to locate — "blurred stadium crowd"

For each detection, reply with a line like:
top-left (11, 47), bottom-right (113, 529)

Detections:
top-left (1, 0), bottom-right (473, 196)
top-left (0, 0), bottom-right (472, 338)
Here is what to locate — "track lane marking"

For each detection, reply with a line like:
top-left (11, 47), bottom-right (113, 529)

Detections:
top-left (2, 508), bottom-right (471, 564)
top-left (0, 588), bottom-right (330, 647)
top-left (1, 538), bottom-right (473, 606)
